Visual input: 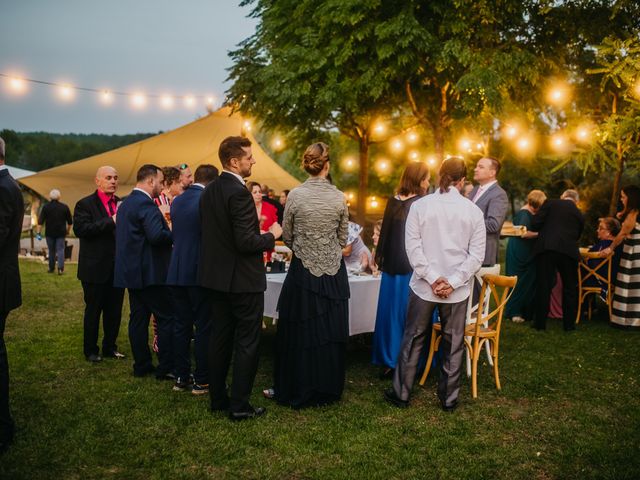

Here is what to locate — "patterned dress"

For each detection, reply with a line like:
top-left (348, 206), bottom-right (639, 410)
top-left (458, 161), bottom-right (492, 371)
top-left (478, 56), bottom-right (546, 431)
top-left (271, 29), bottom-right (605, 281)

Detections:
top-left (611, 222), bottom-right (640, 328)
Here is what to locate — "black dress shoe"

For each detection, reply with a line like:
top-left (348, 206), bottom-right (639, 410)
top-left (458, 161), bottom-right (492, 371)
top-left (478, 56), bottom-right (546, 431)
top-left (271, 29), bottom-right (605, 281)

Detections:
top-left (156, 372), bottom-right (176, 381)
top-left (383, 388), bottom-right (409, 409)
top-left (228, 406), bottom-right (266, 421)
top-left (86, 354), bottom-right (102, 363)
top-left (441, 401), bottom-right (458, 413)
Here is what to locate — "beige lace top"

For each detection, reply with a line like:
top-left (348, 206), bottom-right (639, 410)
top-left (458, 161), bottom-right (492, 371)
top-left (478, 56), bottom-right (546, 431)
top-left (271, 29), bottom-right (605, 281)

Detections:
top-left (282, 177), bottom-right (349, 277)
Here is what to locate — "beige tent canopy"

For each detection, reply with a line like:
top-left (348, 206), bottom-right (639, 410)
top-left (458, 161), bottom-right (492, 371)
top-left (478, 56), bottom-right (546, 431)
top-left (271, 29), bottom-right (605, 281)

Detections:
top-left (19, 107), bottom-right (300, 210)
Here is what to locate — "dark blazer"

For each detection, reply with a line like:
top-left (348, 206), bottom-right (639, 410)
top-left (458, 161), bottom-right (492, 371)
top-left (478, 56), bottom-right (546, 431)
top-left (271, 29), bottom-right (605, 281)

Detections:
top-left (199, 172), bottom-right (275, 293)
top-left (470, 182), bottom-right (509, 265)
top-left (0, 169), bottom-right (24, 313)
top-left (167, 184), bottom-right (205, 286)
top-left (73, 191), bottom-right (120, 284)
top-left (38, 200), bottom-right (72, 238)
top-left (114, 189), bottom-right (173, 289)
top-left (532, 198), bottom-right (585, 260)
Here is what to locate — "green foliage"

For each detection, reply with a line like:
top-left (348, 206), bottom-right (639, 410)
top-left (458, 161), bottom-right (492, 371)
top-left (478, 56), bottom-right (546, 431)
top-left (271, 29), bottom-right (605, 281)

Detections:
top-left (0, 130), bottom-right (156, 172)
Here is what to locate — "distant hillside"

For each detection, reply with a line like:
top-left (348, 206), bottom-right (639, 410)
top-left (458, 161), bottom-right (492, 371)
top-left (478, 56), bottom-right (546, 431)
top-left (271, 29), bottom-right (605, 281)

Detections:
top-left (0, 130), bottom-right (158, 172)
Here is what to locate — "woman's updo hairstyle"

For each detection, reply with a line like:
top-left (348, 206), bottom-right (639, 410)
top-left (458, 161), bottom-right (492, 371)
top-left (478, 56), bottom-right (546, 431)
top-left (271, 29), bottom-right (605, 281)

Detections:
top-left (303, 142), bottom-right (330, 176)
top-left (438, 156), bottom-right (467, 193)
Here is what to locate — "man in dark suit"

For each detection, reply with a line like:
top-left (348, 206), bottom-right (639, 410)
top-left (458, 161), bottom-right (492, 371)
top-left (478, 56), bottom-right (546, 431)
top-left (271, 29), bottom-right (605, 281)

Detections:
top-left (200, 136), bottom-right (282, 421)
top-left (73, 166), bottom-right (125, 363)
top-left (37, 188), bottom-right (73, 274)
top-left (469, 157), bottom-right (509, 267)
top-left (114, 165), bottom-right (175, 378)
top-left (167, 164), bottom-right (219, 394)
top-left (0, 136), bottom-right (24, 453)
top-left (531, 189), bottom-right (585, 331)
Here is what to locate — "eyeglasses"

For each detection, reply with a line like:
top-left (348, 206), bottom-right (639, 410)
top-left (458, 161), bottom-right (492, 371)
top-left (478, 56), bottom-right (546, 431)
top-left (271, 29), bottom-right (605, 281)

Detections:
top-left (178, 163), bottom-right (188, 170)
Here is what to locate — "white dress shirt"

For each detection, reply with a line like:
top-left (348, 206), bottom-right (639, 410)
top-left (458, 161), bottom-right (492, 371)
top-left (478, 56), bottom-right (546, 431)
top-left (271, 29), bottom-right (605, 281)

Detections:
top-left (471, 180), bottom-right (497, 203)
top-left (405, 186), bottom-right (486, 303)
top-left (222, 169), bottom-right (245, 185)
top-left (133, 187), bottom-right (152, 200)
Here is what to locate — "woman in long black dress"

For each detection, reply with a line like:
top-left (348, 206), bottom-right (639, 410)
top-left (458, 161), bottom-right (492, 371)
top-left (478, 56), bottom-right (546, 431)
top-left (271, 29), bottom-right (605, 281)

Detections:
top-left (273, 142), bottom-right (350, 408)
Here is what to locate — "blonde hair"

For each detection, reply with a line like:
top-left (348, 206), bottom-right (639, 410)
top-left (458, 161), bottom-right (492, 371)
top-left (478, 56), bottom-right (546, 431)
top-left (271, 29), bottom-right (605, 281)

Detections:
top-left (302, 142), bottom-right (330, 176)
top-left (526, 189), bottom-right (547, 209)
top-left (49, 189), bottom-right (61, 200)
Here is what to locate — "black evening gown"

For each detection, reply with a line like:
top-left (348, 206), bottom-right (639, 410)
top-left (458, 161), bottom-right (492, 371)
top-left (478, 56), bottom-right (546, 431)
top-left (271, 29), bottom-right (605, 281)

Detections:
top-left (274, 256), bottom-right (350, 408)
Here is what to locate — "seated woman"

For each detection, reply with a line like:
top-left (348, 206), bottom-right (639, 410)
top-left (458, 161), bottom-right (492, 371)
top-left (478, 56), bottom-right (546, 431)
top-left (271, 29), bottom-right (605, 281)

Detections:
top-left (342, 221), bottom-right (372, 273)
top-left (587, 217), bottom-right (622, 298)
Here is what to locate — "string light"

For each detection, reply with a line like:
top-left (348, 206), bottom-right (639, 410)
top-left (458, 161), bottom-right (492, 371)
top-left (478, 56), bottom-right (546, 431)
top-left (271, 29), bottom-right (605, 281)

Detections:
top-left (459, 138), bottom-right (471, 151)
top-left (272, 136), bottom-right (284, 151)
top-left (408, 150), bottom-right (419, 161)
top-left (342, 157), bottom-right (356, 171)
top-left (375, 158), bottom-right (391, 175)
top-left (390, 139), bottom-right (404, 153)
top-left (0, 72), bottom-right (219, 111)
top-left (184, 95), bottom-right (195, 108)
top-left (131, 93), bottom-right (147, 108)
top-left (100, 90), bottom-right (113, 105)
top-left (406, 131), bottom-right (419, 144)
top-left (242, 120), bottom-right (252, 132)
top-left (546, 81), bottom-right (571, 107)
top-left (7, 76), bottom-right (27, 94)
top-left (504, 124), bottom-right (519, 140)
top-left (160, 95), bottom-right (174, 109)
top-left (372, 121), bottom-right (386, 135)
top-left (58, 84), bottom-right (74, 101)
top-left (426, 155), bottom-right (437, 166)
top-left (550, 133), bottom-right (568, 152)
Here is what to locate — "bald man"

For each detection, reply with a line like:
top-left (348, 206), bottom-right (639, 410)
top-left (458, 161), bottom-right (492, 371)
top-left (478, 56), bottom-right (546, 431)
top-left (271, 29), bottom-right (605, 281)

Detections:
top-left (73, 166), bottom-right (126, 362)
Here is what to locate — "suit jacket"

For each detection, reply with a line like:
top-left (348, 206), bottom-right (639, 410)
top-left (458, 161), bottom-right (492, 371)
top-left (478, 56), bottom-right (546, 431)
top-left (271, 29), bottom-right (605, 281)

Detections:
top-left (167, 184), bottom-right (205, 286)
top-left (531, 198), bottom-right (585, 260)
top-left (0, 168), bottom-right (24, 313)
top-left (73, 191), bottom-right (120, 284)
top-left (114, 189), bottom-right (173, 289)
top-left (199, 172), bottom-right (275, 293)
top-left (470, 182), bottom-right (509, 265)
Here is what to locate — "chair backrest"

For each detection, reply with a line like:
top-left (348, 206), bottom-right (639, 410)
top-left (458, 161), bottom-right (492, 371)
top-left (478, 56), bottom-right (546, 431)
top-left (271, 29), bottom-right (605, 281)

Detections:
top-left (472, 274), bottom-right (518, 335)
top-left (466, 264), bottom-right (501, 325)
top-left (578, 250), bottom-right (613, 291)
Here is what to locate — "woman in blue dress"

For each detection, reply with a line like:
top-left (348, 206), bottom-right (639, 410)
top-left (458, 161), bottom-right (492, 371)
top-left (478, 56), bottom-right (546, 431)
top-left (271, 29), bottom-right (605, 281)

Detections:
top-left (372, 162), bottom-right (430, 377)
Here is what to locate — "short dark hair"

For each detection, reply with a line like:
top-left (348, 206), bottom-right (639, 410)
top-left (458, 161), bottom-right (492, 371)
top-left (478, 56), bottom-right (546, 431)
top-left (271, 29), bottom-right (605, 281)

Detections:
top-left (482, 156), bottom-right (501, 176)
top-left (218, 136), bottom-right (252, 168)
top-left (136, 164), bottom-right (161, 183)
top-left (194, 164), bottom-right (219, 185)
top-left (438, 157), bottom-right (467, 193)
top-left (397, 162), bottom-right (429, 196)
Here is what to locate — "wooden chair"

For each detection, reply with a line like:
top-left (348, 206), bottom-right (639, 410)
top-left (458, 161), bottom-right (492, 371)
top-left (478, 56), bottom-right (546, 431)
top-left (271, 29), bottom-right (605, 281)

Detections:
top-left (576, 249), bottom-right (614, 324)
top-left (419, 274), bottom-right (517, 399)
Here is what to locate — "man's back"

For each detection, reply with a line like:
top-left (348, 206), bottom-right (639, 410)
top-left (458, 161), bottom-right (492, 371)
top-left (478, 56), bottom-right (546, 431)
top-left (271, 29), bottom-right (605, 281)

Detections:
top-left (406, 188), bottom-right (486, 303)
top-left (532, 199), bottom-right (584, 260)
top-left (168, 185), bottom-right (204, 286)
top-left (114, 190), bottom-right (172, 289)
top-left (200, 172), bottom-right (272, 293)
top-left (0, 170), bottom-right (24, 313)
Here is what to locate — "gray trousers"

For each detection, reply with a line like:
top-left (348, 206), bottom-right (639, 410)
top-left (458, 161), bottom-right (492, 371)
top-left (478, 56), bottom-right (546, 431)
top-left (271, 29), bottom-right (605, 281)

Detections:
top-left (393, 289), bottom-right (468, 408)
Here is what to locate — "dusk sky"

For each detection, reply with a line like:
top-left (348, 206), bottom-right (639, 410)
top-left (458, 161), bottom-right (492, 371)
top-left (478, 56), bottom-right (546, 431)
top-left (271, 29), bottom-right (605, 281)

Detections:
top-left (0, 0), bottom-right (257, 134)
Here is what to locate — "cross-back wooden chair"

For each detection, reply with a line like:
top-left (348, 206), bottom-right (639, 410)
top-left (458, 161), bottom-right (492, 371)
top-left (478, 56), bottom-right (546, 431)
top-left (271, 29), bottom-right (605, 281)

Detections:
top-left (419, 273), bottom-right (517, 399)
top-left (576, 248), bottom-right (614, 324)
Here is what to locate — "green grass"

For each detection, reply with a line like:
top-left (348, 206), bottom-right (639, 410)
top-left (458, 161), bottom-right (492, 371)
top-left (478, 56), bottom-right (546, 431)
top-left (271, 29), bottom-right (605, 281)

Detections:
top-left (2, 259), bottom-right (640, 479)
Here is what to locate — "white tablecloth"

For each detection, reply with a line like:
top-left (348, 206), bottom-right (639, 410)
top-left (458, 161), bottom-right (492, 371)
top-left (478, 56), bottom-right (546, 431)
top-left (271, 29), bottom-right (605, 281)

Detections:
top-left (264, 273), bottom-right (382, 335)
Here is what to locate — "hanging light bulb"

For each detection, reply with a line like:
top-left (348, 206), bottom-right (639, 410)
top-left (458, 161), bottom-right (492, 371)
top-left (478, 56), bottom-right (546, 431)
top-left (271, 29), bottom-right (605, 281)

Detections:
top-left (7, 76), bottom-right (27, 94)
top-left (100, 90), bottom-right (113, 105)
top-left (160, 95), bottom-right (174, 109)
top-left (131, 93), bottom-right (147, 108)
top-left (184, 95), bottom-right (195, 108)
top-left (58, 84), bottom-right (74, 101)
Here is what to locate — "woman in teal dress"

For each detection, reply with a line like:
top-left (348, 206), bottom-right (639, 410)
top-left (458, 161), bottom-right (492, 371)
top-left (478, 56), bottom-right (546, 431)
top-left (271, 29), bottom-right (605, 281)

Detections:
top-left (505, 190), bottom-right (547, 322)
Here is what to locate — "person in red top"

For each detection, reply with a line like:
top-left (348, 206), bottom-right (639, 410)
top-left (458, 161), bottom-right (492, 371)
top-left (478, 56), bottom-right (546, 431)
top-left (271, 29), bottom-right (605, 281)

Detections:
top-left (247, 181), bottom-right (278, 261)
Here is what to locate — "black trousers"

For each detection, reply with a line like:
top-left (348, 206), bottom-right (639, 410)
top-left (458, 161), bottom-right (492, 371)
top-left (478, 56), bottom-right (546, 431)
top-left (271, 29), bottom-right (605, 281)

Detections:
top-left (0, 312), bottom-right (15, 443)
top-left (171, 286), bottom-right (212, 383)
top-left (208, 291), bottom-right (263, 413)
top-left (128, 287), bottom-right (175, 376)
top-left (534, 251), bottom-right (578, 331)
top-left (81, 279), bottom-right (124, 357)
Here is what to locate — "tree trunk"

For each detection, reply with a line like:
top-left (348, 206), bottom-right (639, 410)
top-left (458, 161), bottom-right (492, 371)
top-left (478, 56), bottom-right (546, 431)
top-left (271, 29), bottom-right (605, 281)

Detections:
top-left (356, 136), bottom-right (369, 225)
top-left (434, 126), bottom-right (445, 162)
top-left (609, 140), bottom-right (624, 216)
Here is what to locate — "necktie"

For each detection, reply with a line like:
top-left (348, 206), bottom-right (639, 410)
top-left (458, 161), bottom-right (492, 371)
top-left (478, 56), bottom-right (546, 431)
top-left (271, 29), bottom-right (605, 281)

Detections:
top-left (472, 187), bottom-right (483, 203)
top-left (108, 198), bottom-right (116, 216)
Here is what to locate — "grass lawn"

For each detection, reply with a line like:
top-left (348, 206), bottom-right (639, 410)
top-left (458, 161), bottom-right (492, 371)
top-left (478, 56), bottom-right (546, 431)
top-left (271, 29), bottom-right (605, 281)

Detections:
top-left (1, 259), bottom-right (639, 479)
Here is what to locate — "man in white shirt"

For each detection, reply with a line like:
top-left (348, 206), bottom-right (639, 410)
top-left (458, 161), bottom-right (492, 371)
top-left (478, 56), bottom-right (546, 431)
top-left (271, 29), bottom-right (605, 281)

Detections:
top-left (385, 157), bottom-right (486, 412)
top-left (469, 157), bottom-right (509, 266)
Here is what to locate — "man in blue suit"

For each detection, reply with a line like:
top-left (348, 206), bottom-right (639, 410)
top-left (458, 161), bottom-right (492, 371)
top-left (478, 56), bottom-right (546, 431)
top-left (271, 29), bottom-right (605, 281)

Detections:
top-left (114, 165), bottom-right (175, 378)
top-left (167, 164), bottom-right (219, 394)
